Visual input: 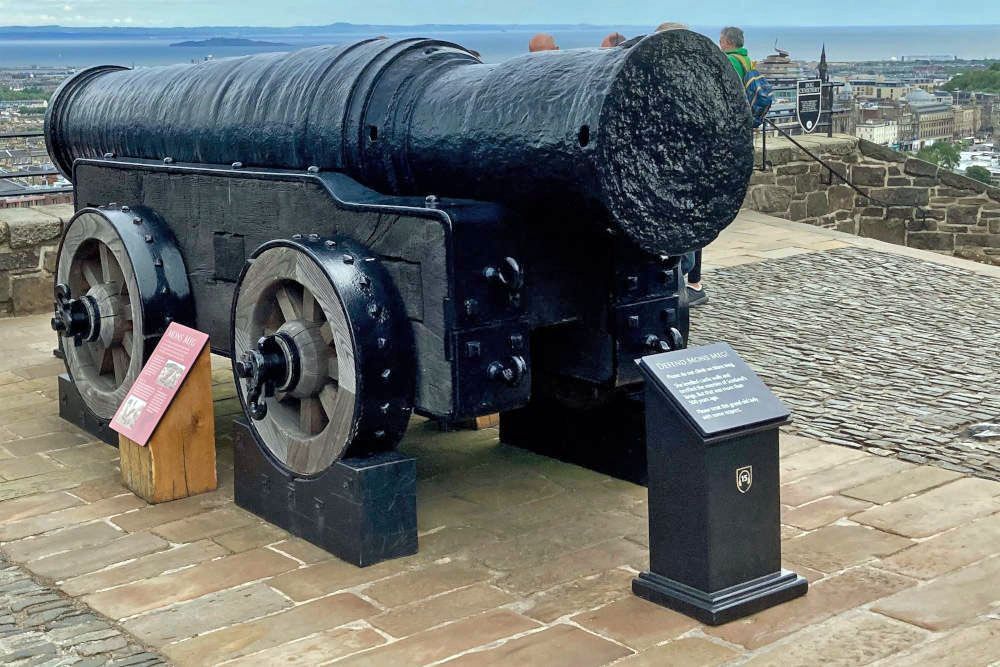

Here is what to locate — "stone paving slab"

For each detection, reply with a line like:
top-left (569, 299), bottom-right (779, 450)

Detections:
top-left (0, 215), bottom-right (997, 665)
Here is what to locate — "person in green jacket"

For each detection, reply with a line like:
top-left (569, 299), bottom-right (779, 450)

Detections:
top-left (720, 26), bottom-right (751, 78)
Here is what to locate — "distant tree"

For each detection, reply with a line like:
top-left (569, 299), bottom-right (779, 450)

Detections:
top-left (944, 64), bottom-right (1000, 93)
top-left (0, 87), bottom-right (49, 102)
top-left (916, 141), bottom-right (961, 171)
top-left (966, 165), bottom-right (994, 184)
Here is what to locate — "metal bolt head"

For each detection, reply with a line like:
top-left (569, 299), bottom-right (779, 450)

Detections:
top-left (343, 254), bottom-right (355, 265)
top-left (307, 165), bottom-right (320, 173)
top-left (291, 233), bottom-right (302, 240)
top-left (324, 240), bottom-right (336, 248)
top-left (231, 161), bottom-right (243, 169)
top-left (163, 157), bottom-right (174, 164)
top-left (144, 234), bottom-right (153, 243)
top-left (153, 258), bottom-right (163, 267)
top-left (121, 205), bottom-right (130, 213)
top-left (102, 152), bottom-right (115, 159)
top-left (132, 216), bottom-right (142, 225)
top-left (424, 195), bottom-right (438, 209)
top-left (308, 233), bottom-right (320, 242)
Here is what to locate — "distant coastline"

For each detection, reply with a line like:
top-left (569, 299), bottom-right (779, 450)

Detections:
top-left (170, 37), bottom-right (289, 48)
top-left (0, 23), bottom-right (998, 66)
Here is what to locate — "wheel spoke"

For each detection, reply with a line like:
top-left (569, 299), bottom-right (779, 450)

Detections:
top-left (319, 322), bottom-right (333, 345)
top-left (98, 243), bottom-right (125, 286)
top-left (275, 285), bottom-right (301, 322)
top-left (300, 397), bottom-right (325, 433)
top-left (81, 260), bottom-right (101, 288)
top-left (318, 385), bottom-right (337, 416)
top-left (90, 343), bottom-right (112, 375)
top-left (301, 287), bottom-right (323, 323)
top-left (122, 330), bottom-right (134, 356)
top-left (112, 347), bottom-right (128, 384)
top-left (327, 357), bottom-right (339, 383)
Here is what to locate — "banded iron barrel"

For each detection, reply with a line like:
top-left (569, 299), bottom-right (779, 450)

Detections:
top-left (45, 30), bottom-right (753, 255)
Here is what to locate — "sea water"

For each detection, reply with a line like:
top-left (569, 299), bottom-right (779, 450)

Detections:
top-left (0, 24), bottom-right (998, 68)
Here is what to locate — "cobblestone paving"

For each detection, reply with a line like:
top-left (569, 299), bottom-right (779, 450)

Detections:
top-left (693, 246), bottom-right (1000, 480)
top-left (0, 556), bottom-right (164, 666)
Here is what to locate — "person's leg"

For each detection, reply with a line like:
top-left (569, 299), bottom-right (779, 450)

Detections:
top-left (685, 250), bottom-right (708, 306)
top-left (687, 250), bottom-right (702, 288)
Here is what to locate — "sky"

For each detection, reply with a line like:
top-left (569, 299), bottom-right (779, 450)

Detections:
top-left (0, 0), bottom-right (998, 28)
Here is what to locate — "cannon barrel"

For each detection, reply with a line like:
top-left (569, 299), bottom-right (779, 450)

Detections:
top-left (46, 30), bottom-right (753, 255)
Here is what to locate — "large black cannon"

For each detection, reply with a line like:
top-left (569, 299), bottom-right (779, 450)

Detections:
top-left (47, 30), bottom-right (752, 482)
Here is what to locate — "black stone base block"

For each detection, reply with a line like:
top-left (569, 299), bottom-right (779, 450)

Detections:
top-left (233, 419), bottom-right (417, 567)
top-left (499, 391), bottom-right (648, 485)
top-left (633, 569), bottom-right (808, 626)
top-left (57, 373), bottom-right (118, 446)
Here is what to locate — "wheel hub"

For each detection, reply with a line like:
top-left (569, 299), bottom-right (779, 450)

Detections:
top-left (234, 333), bottom-right (297, 420)
top-left (51, 283), bottom-right (100, 345)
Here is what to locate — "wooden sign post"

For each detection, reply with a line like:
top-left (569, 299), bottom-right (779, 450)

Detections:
top-left (112, 323), bottom-right (217, 504)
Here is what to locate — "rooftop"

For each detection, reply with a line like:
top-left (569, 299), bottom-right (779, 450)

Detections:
top-left (0, 211), bottom-right (997, 665)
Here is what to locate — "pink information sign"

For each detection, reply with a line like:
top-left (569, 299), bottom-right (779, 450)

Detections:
top-left (110, 322), bottom-right (210, 446)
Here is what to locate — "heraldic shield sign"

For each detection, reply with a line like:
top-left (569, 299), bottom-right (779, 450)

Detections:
top-left (796, 79), bottom-right (822, 133)
top-left (736, 465), bottom-right (753, 493)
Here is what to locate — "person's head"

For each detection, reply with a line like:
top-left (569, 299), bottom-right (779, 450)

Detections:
top-left (656, 22), bottom-right (688, 32)
top-left (601, 32), bottom-right (626, 48)
top-left (720, 26), bottom-right (744, 51)
top-left (529, 33), bottom-right (558, 52)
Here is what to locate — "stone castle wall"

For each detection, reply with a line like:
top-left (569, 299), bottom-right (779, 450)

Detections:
top-left (744, 135), bottom-right (1000, 266)
top-left (0, 205), bottom-right (73, 316)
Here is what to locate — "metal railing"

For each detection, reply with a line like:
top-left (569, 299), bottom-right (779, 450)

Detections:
top-left (0, 130), bottom-right (72, 198)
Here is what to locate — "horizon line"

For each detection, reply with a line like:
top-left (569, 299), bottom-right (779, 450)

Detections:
top-left (1, 22), bottom-right (999, 30)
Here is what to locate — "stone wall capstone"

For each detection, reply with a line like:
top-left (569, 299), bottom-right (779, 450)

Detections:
top-left (0, 204), bottom-right (73, 316)
top-left (743, 135), bottom-right (1000, 266)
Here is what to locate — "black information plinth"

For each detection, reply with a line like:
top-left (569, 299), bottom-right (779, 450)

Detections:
top-left (633, 342), bottom-right (807, 625)
top-left (233, 420), bottom-right (417, 567)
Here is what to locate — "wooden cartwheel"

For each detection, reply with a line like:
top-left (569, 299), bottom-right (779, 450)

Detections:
top-left (53, 205), bottom-right (194, 422)
top-left (230, 236), bottom-right (414, 477)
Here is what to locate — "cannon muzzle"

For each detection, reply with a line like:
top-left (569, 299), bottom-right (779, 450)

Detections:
top-left (46, 30), bottom-right (753, 255)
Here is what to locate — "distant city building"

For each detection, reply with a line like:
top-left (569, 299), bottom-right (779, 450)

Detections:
top-left (905, 89), bottom-right (955, 148)
top-left (756, 45), bottom-right (807, 81)
top-left (855, 120), bottom-right (899, 146)
top-left (952, 105), bottom-right (981, 139)
top-left (848, 78), bottom-right (910, 101)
